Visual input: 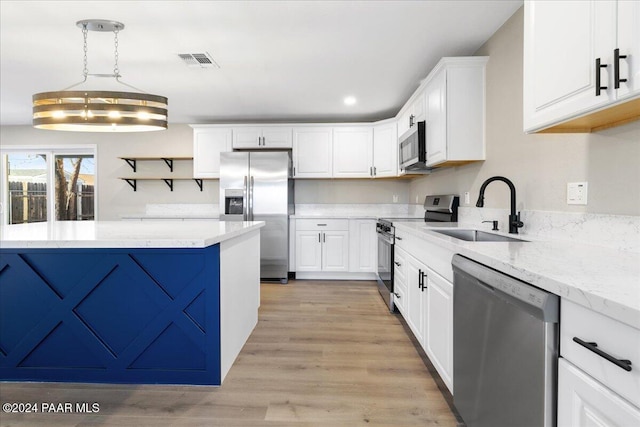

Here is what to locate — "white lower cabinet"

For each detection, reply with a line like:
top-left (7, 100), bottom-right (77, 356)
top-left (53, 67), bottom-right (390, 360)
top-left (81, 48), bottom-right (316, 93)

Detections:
top-left (405, 253), bottom-right (426, 345)
top-left (558, 359), bottom-right (640, 427)
top-left (295, 219), bottom-right (349, 274)
top-left (558, 299), bottom-right (640, 426)
top-left (395, 227), bottom-right (455, 394)
top-left (322, 231), bottom-right (349, 272)
top-left (393, 246), bottom-right (408, 316)
top-left (348, 219), bottom-right (376, 273)
top-left (424, 268), bottom-right (453, 392)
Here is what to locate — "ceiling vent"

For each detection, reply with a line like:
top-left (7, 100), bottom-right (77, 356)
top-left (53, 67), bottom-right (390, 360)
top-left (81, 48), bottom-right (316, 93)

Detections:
top-left (178, 52), bottom-right (220, 68)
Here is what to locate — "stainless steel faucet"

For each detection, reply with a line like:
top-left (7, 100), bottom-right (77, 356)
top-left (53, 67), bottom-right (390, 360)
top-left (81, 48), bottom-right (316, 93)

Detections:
top-left (476, 176), bottom-right (524, 234)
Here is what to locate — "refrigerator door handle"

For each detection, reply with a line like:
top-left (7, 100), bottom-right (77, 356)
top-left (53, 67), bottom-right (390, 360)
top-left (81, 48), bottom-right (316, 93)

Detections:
top-left (249, 176), bottom-right (255, 220)
top-left (243, 176), bottom-right (249, 220)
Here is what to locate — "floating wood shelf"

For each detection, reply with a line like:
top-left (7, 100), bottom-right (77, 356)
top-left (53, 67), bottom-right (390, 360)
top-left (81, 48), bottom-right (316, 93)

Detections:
top-left (118, 177), bottom-right (207, 192)
top-left (119, 157), bottom-right (194, 172)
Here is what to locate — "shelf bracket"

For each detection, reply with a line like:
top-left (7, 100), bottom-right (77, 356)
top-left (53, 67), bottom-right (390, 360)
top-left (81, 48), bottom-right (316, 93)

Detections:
top-left (161, 158), bottom-right (174, 172)
top-left (162, 178), bottom-right (174, 191)
top-left (194, 179), bottom-right (203, 191)
top-left (123, 178), bottom-right (137, 191)
top-left (123, 158), bottom-right (137, 172)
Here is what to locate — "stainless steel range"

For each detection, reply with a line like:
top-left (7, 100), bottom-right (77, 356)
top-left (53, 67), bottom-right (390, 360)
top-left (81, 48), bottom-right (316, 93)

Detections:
top-left (375, 195), bottom-right (459, 312)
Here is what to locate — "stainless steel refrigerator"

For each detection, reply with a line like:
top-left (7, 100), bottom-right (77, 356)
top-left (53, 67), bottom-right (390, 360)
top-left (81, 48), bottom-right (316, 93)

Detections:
top-left (219, 151), bottom-right (294, 283)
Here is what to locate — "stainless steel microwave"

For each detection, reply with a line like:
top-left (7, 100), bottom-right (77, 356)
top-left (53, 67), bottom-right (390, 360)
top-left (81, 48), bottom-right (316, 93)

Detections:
top-left (399, 121), bottom-right (429, 171)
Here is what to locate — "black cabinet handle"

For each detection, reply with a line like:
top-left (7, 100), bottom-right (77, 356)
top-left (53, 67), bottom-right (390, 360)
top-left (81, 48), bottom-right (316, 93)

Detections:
top-left (318, 233), bottom-right (321, 243)
top-left (614, 48), bottom-right (628, 89)
top-left (394, 292), bottom-right (400, 298)
top-left (394, 261), bottom-right (401, 267)
top-left (573, 337), bottom-right (632, 372)
top-left (396, 236), bottom-right (402, 241)
top-left (418, 269), bottom-right (427, 291)
top-left (595, 58), bottom-right (608, 96)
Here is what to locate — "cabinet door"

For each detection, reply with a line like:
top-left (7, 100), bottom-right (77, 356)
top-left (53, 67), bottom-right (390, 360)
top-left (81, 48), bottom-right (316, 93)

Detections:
top-left (332, 127), bottom-right (373, 178)
top-left (424, 268), bottom-right (453, 392)
top-left (411, 92), bottom-right (425, 122)
top-left (372, 123), bottom-right (397, 177)
top-left (405, 255), bottom-right (425, 344)
top-left (322, 230), bottom-right (349, 272)
top-left (193, 128), bottom-right (232, 178)
top-left (523, 1), bottom-right (617, 132)
top-left (295, 231), bottom-right (322, 272)
top-left (616, 0), bottom-right (640, 100)
top-left (262, 126), bottom-right (293, 148)
top-left (425, 69), bottom-right (447, 167)
top-left (348, 219), bottom-right (376, 273)
top-left (558, 359), bottom-right (640, 427)
top-left (292, 127), bottom-right (333, 178)
top-left (232, 127), bottom-right (262, 149)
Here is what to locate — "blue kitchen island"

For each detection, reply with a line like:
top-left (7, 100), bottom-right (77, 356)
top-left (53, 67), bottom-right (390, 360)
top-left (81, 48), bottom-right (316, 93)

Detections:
top-left (0, 220), bottom-right (263, 386)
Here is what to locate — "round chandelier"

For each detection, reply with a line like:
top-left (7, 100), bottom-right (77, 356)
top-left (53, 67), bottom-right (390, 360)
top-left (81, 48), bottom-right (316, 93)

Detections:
top-left (32, 20), bottom-right (168, 132)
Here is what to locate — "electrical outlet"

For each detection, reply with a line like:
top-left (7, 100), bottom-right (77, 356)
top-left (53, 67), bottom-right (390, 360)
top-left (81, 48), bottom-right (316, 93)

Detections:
top-left (464, 192), bottom-right (470, 205)
top-left (567, 182), bottom-right (588, 205)
top-left (393, 195), bottom-right (399, 203)
top-left (415, 195), bottom-right (420, 203)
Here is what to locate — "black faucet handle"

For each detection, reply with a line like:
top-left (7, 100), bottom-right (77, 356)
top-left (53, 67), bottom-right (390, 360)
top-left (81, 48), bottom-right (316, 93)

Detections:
top-left (513, 211), bottom-right (524, 228)
top-left (482, 220), bottom-right (499, 231)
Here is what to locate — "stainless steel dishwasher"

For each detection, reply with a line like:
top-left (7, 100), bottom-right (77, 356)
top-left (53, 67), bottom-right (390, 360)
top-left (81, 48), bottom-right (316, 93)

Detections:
top-left (452, 254), bottom-right (559, 427)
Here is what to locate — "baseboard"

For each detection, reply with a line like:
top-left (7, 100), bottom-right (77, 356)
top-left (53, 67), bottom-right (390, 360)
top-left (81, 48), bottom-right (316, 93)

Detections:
top-left (294, 272), bottom-right (377, 281)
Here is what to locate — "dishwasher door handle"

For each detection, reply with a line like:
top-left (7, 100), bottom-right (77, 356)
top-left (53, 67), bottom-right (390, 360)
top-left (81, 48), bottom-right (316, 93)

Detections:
top-left (572, 337), bottom-right (632, 372)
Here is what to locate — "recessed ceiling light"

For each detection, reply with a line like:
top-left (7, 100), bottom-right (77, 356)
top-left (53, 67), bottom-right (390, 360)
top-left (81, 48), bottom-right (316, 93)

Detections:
top-left (344, 96), bottom-right (357, 106)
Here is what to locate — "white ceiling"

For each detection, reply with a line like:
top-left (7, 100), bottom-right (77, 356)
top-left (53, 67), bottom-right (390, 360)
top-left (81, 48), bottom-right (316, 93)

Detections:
top-left (0, 0), bottom-right (522, 126)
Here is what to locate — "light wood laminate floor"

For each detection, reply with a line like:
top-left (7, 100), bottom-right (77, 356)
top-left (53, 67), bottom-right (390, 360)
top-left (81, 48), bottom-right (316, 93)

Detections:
top-left (0, 280), bottom-right (459, 426)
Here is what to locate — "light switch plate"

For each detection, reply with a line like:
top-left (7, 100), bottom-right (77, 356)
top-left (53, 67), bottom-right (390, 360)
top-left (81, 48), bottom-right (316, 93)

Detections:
top-left (567, 182), bottom-right (588, 205)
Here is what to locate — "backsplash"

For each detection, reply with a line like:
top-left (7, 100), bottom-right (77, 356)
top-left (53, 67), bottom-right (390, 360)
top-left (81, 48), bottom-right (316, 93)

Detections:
top-left (459, 207), bottom-right (640, 253)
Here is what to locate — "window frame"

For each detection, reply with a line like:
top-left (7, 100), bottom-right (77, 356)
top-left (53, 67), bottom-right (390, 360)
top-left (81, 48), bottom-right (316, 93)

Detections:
top-left (0, 145), bottom-right (98, 225)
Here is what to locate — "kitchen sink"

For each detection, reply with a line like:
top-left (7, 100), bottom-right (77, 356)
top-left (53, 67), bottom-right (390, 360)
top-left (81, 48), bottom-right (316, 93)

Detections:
top-left (433, 229), bottom-right (528, 242)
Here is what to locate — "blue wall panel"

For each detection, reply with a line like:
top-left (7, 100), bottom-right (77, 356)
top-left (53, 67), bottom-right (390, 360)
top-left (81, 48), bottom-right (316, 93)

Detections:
top-left (0, 245), bottom-right (221, 385)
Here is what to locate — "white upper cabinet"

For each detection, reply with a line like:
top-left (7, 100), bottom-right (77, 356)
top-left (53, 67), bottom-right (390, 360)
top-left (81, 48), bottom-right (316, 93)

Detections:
top-left (292, 127), bottom-right (333, 178)
top-left (192, 126), bottom-right (232, 178)
top-left (397, 92), bottom-right (426, 137)
top-left (424, 57), bottom-right (487, 168)
top-left (372, 122), bottom-right (398, 177)
top-left (524, 0), bottom-right (640, 133)
top-left (232, 126), bottom-right (292, 149)
top-left (332, 127), bottom-right (373, 178)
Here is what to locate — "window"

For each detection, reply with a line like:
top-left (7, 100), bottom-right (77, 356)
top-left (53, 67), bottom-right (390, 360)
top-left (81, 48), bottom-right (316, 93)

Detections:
top-left (1, 147), bottom-right (96, 224)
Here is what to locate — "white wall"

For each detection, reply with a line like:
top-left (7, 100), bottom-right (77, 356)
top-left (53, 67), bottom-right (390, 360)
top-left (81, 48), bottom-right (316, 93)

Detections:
top-left (408, 7), bottom-right (640, 216)
top-left (1, 124), bottom-right (218, 220)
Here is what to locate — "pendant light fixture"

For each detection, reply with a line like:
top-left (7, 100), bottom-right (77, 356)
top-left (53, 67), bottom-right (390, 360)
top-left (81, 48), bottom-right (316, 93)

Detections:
top-left (32, 19), bottom-right (168, 132)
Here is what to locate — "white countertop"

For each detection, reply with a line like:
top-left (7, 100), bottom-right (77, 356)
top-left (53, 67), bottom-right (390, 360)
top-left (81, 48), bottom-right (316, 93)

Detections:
top-left (394, 222), bottom-right (640, 330)
top-left (0, 220), bottom-right (264, 249)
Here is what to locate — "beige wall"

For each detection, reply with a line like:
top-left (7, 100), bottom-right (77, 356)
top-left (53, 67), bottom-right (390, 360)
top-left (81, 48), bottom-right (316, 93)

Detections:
top-left (295, 178), bottom-right (409, 204)
top-left (408, 7), bottom-right (640, 216)
top-left (4, 7), bottom-right (638, 217)
top-left (1, 124), bottom-right (218, 220)
top-left (1, 124), bottom-right (410, 219)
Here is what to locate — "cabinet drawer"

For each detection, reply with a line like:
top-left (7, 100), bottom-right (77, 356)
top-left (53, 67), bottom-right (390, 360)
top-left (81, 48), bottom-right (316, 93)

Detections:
top-left (394, 246), bottom-right (407, 283)
top-left (561, 299), bottom-right (640, 407)
top-left (394, 277), bottom-right (407, 316)
top-left (394, 227), bottom-right (455, 282)
top-left (296, 219), bottom-right (349, 231)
